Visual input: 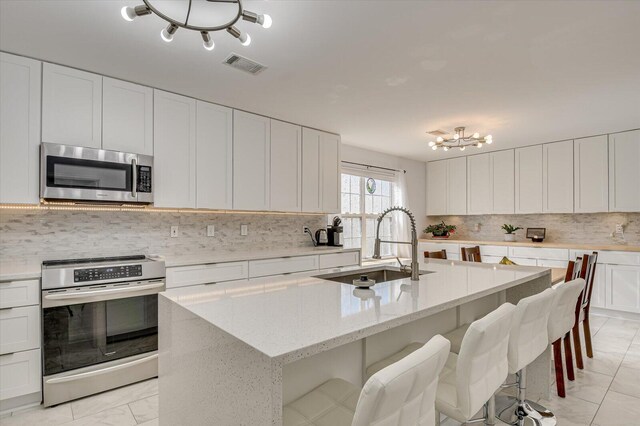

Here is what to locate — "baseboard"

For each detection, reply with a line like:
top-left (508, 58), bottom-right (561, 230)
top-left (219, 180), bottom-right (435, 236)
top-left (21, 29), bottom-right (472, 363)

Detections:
top-left (0, 391), bottom-right (41, 415)
top-left (591, 307), bottom-right (640, 322)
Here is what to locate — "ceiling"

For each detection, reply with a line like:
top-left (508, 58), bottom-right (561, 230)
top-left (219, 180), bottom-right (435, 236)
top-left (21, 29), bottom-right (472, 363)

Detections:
top-left (1, 0), bottom-right (639, 161)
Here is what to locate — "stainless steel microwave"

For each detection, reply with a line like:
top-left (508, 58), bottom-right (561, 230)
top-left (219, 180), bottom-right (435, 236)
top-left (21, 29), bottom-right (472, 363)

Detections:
top-left (40, 143), bottom-right (153, 204)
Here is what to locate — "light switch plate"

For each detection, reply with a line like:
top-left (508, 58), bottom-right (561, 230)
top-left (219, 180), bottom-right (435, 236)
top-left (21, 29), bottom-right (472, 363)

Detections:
top-left (171, 226), bottom-right (179, 238)
top-left (240, 224), bottom-right (248, 236)
top-left (207, 225), bottom-right (215, 237)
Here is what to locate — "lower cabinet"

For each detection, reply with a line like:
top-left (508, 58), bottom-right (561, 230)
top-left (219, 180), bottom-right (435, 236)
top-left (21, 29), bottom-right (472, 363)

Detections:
top-left (605, 264), bottom-right (640, 313)
top-left (249, 255), bottom-right (319, 279)
top-left (166, 261), bottom-right (249, 289)
top-left (0, 349), bottom-right (41, 403)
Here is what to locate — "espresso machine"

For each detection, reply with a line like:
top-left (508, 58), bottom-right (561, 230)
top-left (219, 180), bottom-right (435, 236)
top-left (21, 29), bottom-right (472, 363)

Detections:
top-left (327, 216), bottom-right (344, 247)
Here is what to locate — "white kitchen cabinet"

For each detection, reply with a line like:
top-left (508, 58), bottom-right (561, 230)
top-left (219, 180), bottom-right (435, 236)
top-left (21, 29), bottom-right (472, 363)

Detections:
top-left (467, 154), bottom-right (492, 215)
top-left (605, 264), bottom-right (640, 313)
top-left (0, 349), bottom-right (41, 402)
top-left (0, 306), bottom-right (39, 355)
top-left (249, 255), bottom-right (319, 278)
top-left (543, 140), bottom-right (574, 213)
top-left (591, 265), bottom-right (606, 309)
top-left (574, 135), bottom-right (608, 213)
top-left (318, 251), bottom-right (361, 269)
top-left (0, 53), bottom-right (41, 204)
top-left (102, 77), bottom-right (153, 155)
top-left (270, 120), bottom-right (302, 212)
top-left (491, 150), bottom-right (514, 214)
top-left (0, 280), bottom-right (39, 309)
top-left (447, 157), bottom-right (467, 215)
top-left (515, 145), bottom-right (543, 214)
top-left (302, 128), bottom-right (340, 213)
top-left (233, 111), bottom-right (271, 211)
top-left (426, 160), bottom-right (448, 216)
top-left (609, 130), bottom-right (640, 212)
top-left (196, 101), bottom-right (233, 210)
top-left (166, 261), bottom-right (249, 289)
top-left (42, 63), bottom-right (102, 148)
top-left (419, 242), bottom-right (461, 260)
top-left (153, 90), bottom-right (196, 208)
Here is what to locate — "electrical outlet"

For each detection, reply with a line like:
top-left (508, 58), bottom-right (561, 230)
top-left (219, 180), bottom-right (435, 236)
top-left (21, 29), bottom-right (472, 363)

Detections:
top-left (240, 224), bottom-right (248, 236)
top-left (207, 225), bottom-right (215, 237)
top-left (615, 224), bottom-right (624, 234)
top-left (170, 226), bottom-right (179, 238)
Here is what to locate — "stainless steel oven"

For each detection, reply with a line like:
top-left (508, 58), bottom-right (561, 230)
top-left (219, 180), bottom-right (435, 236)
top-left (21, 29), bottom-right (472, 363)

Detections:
top-left (40, 143), bottom-right (153, 204)
top-left (41, 256), bottom-right (165, 406)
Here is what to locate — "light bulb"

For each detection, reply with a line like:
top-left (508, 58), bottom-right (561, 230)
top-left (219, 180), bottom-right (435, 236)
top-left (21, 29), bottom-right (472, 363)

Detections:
top-left (240, 33), bottom-right (251, 46)
top-left (436, 136), bottom-right (443, 142)
top-left (259, 14), bottom-right (272, 29)
top-left (486, 137), bottom-right (493, 144)
top-left (460, 146), bottom-right (466, 151)
top-left (472, 132), bottom-right (480, 138)
top-left (477, 143), bottom-right (483, 148)
top-left (121, 6), bottom-right (135, 21)
top-left (428, 141), bottom-right (435, 147)
top-left (201, 31), bottom-right (215, 51)
top-left (453, 134), bottom-right (459, 140)
top-left (432, 145), bottom-right (438, 151)
top-left (161, 24), bottom-right (178, 43)
top-left (443, 147), bottom-right (449, 151)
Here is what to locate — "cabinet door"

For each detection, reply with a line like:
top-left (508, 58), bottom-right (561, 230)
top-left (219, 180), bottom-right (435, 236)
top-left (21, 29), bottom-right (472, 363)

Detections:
top-left (302, 128), bottom-right (321, 212)
top-left (196, 101), bottom-right (233, 209)
top-left (427, 160), bottom-right (448, 215)
top-left (233, 111), bottom-right (270, 211)
top-left (447, 157), bottom-right (467, 215)
top-left (543, 140), bottom-right (574, 213)
top-left (320, 132), bottom-right (340, 213)
top-left (605, 264), bottom-right (640, 313)
top-left (42, 63), bottom-right (102, 147)
top-left (467, 154), bottom-right (492, 215)
top-left (590, 265), bottom-right (606, 309)
top-left (0, 53), bottom-right (41, 204)
top-left (491, 150), bottom-right (514, 214)
top-left (574, 135), bottom-right (608, 213)
top-left (0, 349), bottom-right (41, 401)
top-left (153, 90), bottom-right (196, 208)
top-left (270, 120), bottom-right (302, 212)
top-left (102, 77), bottom-right (153, 155)
top-left (609, 130), bottom-right (640, 212)
top-left (515, 145), bottom-right (543, 213)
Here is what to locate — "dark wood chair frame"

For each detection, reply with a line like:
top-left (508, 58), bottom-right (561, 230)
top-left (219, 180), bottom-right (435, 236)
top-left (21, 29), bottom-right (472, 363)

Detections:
top-left (461, 246), bottom-right (482, 262)
top-left (424, 249), bottom-right (447, 259)
top-left (572, 252), bottom-right (598, 370)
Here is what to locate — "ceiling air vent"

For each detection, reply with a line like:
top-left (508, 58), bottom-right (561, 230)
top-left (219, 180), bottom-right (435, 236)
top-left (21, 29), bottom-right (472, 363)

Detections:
top-left (224, 53), bottom-right (267, 75)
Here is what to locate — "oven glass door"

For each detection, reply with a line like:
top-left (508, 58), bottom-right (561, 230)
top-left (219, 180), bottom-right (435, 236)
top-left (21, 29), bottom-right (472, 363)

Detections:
top-left (43, 294), bottom-right (158, 375)
top-left (46, 155), bottom-right (133, 192)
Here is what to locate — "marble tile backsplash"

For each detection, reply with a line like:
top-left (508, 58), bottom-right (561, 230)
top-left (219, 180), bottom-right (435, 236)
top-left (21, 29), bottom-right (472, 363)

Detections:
top-left (0, 210), bottom-right (327, 262)
top-left (426, 213), bottom-right (640, 246)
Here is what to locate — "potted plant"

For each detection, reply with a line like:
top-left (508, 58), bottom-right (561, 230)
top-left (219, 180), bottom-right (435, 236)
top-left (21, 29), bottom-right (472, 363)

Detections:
top-left (502, 224), bottom-right (522, 242)
top-left (424, 221), bottom-right (456, 239)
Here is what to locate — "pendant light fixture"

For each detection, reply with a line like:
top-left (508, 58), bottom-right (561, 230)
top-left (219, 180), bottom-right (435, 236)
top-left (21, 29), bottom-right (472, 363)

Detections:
top-left (427, 127), bottom-right (493, 151)
top-left (121, 0), bottom-right (272, 51)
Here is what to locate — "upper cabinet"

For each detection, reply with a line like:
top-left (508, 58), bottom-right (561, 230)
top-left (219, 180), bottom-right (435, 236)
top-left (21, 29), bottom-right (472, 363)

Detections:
top-left (491, 150), bottom-right (514, 214)
top-left (302, 128), bottom-right (341, 213)
top-left (609, 130), bottom-right (640, 212)
top-left (543, 140), bottom-right (573, 213)
top-left (233, 111), bottom-right (271, 211)
top-left (447, 157), bottom-right (467, 215)
top-left (196, 101), bottom-right (233, 210)
top-left (153, 90), bottom-right (196, 208)
top-left (0, 53), bottom-right (41, 204)
top-left (270, 120), bottom-right (302, 212)
top-left (467, 153), bottom-right (492, 215)
top-left (515, 145), bottom-right (543, 214)
top-left (42, 63), bottom-right (102, 148)
top-left (574, 135), bottom-right (608, 213)
top-left (426, 160), bottom-right (447, 216)
top-left (102, 78), bottom-right (153, 155)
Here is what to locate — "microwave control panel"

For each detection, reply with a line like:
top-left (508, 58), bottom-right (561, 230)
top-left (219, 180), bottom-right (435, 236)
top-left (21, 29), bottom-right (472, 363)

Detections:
top-left (74, 265), bottom-right (143, 282)
top-left (137, 166), bottom-right (152, 193)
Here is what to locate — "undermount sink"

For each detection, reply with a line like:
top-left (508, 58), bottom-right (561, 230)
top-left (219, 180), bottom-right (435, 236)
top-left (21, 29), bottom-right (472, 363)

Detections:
top-left (315, 266), bottom-right (428, 286)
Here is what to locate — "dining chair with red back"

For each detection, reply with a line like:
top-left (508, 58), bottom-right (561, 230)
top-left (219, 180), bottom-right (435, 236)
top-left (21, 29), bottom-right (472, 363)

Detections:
top-left (424, 249), bottom-right (447, 260)
top-left (461, 246), bottom-right (482, 262)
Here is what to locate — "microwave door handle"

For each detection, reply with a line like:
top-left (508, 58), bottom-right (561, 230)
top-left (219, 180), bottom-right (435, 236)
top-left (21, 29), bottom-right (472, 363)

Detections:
top-left (131, 158), bottom-right (137, 198)
top-left (43, 281), bottom-right (165, 301)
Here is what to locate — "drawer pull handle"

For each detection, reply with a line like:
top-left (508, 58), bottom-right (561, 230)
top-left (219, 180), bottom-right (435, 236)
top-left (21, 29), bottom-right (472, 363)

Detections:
top-left (45, 353), bottom-right (158, 384)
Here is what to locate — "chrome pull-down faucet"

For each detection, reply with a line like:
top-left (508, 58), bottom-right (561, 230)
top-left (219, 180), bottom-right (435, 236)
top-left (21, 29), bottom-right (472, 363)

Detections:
top-left (372, 206), bottom-right (420, 281)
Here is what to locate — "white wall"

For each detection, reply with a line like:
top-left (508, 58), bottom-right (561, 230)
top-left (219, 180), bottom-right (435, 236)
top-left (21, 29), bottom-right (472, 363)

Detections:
top-left (341, 144), bottom-right (427, 232)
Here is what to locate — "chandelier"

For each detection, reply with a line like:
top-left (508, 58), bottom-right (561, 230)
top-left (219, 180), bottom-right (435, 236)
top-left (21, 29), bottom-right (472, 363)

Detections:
top-left (121, 0), bottom-right (272, 50)
top-left (427, 127), bottom-right (493, 151)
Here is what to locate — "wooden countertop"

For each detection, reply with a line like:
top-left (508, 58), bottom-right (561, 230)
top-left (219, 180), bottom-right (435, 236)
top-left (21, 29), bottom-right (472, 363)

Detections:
top-left (551, 268), bottom-right (566, 284)
top-left (418, 238), bottom-right (640, 252)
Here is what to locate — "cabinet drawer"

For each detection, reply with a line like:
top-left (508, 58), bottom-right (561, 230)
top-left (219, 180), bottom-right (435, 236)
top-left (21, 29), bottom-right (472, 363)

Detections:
top-left (509, 257), bottom-right (538, 266)
top-left (537, 259), bottom-right (570, 268)
top-left (0, 280), bottom-right (39, 309)
top-left (319, 251), bottom-right (360, 269)
top-left (166, 261), bottom-right (249, 289)
top-left (249, 255), bottom-right (319, 278)
top-left (419, 243), bottom-right (460, 259)
top-left (576, 250), bottom-right (640, 267)
top-left (479, 245), bottom-right (509, 257)
top-left (0, 349), bottom-right (41, 401)
top-left (0, 306), bottom-right (40, 355)
top-left (605, 264), bottom-right (640, 313)
top-left (482, 255), bottom-right (504, 264)
top-left (508, 247), bottom-right (569, 261)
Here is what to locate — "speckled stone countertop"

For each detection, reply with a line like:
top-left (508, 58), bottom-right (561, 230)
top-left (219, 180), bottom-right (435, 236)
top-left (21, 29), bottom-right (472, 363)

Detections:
top-left (162, 258), bottom-right (550, 363)
top-left (418, 238), bottom-right (640, 252)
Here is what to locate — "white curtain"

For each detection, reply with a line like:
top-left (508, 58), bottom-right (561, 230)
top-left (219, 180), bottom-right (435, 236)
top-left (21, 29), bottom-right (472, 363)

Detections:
top-left (393, 171), bottom-right (412, 258)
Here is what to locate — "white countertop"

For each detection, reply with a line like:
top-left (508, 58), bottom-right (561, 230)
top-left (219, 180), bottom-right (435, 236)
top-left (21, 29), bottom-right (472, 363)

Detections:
top-left (0, 259), bottom-right (42, 281)
top-left (161, 246), bottom-right (360, 268)
top-left (419, 238), bottom-right (640, 252)
top-left (161, 258), bottom-right (550, 363)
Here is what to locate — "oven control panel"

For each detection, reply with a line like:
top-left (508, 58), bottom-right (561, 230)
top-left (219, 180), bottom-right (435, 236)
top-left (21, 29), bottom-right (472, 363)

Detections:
top-left (74, 265), bottom-right (143, 282)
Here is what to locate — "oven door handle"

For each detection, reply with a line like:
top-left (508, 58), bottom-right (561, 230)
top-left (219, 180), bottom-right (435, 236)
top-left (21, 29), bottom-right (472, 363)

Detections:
top-left (45, 353), bottom-right (158, 384)
top-left (44, 281), bottom-right (165, 301)
top-left (131, 158), bottom-right (137, 199)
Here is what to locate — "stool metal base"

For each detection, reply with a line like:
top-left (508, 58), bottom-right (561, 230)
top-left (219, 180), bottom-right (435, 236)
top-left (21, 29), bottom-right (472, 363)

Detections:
top-left (495, 395), bottom-right (557, 426)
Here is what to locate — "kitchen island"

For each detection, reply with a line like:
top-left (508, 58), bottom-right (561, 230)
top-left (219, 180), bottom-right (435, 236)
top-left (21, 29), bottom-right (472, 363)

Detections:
top-left (158, 258), bottom-right (554, 425)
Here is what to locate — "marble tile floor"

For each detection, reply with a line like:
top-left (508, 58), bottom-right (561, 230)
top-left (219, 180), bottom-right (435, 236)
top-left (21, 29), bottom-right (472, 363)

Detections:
top-left (2, 314), bottom-right (639, 426)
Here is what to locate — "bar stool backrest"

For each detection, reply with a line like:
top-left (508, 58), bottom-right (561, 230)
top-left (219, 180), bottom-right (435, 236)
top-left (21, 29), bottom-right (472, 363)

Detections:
top-left (456, 303), bottom-right (516, 420)
top-left (461, 246), bottom-right (482, 263)
top-left (353, 335), bottom-right (450, 426)
top-left (424, 249), bottom-right (447, 260)
top-left (548, 278), bottom-right (586, 343)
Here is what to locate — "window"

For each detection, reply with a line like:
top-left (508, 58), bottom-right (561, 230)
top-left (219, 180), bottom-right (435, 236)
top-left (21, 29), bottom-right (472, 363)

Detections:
top-left (341, 173), bottom-right (396, 258)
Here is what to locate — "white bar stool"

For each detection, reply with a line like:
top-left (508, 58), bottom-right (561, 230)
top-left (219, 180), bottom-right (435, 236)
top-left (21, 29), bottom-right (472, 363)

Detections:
top-left (283, 335), bottom-right (450, 426)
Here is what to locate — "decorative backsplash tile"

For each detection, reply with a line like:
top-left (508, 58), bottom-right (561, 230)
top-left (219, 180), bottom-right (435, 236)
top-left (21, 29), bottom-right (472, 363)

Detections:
top-left (425, 213), bottom-right (640, 246)
top-left (0, 210), bottom-right (327, 262)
